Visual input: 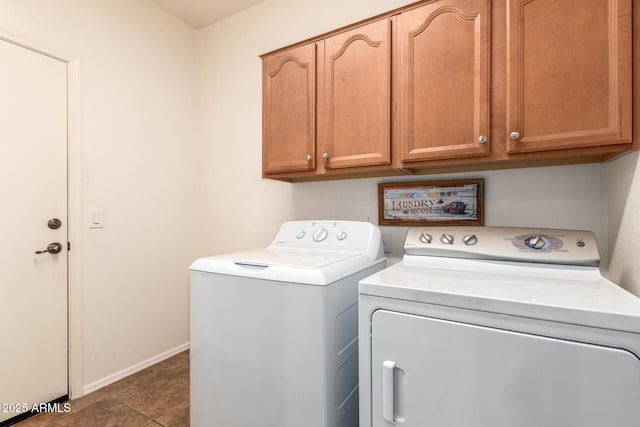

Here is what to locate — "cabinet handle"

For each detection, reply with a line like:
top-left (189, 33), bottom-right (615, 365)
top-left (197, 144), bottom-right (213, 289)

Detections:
top-left (322, 153), bottom-right (329, 160)
top-left (382, 360), bottom-right (396, 423)
top-left (478, 135), bottom-right (487, 144)
top-left (305, 154), bottom-right (312, 161)
top-left (510, 131), bottom-right (520, 140)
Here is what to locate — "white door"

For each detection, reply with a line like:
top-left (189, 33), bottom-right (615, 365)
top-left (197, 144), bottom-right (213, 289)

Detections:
top-left (0, 38), bottom-right (68, 423)
top-left (371, 310), bottom-right (640, 427)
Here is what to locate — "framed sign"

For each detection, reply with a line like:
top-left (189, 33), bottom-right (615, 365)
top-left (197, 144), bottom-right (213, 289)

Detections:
top-left (378, 179), bottom-right (484, 226)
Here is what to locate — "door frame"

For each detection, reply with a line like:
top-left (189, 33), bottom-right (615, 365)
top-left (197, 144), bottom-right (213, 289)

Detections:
top-left (0, 31), bottom-right (84, 399)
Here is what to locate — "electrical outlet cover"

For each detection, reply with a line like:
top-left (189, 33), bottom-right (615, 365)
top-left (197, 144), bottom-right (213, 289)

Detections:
top-left (382, 232), bottom-right (392, 253)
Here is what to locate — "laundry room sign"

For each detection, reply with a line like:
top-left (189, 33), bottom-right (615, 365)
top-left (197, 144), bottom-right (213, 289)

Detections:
top-left (378, 179), bottom-right (484, 226)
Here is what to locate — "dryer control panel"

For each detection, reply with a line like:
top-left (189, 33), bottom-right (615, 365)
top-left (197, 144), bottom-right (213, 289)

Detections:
top-left (404, 226), bottom-right (600, 266)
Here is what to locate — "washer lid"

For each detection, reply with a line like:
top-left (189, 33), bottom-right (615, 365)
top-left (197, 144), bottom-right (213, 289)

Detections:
top-left (211, 247), bottom-right (359, 269)
top-left (190, 220), bottom-right (385, 285)
top-left (359, 260), bottom-right (640, 334)
top-left (190, 248), bottom-right (383, 286)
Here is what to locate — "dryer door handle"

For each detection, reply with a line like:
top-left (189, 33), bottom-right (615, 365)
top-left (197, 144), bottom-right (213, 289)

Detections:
top-left (382, 360), bottom-right (397, 423)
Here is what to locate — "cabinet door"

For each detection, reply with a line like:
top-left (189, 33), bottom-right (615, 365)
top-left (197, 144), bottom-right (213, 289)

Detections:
top-left (506, 0), bottom-right (632, 153)
top-left (319, 18), bottom-right (391, 170)
top-left (399, 0), bottom-right (490, 163)
top-left (262, 43), bottom-right (316, 175)
top-left (371, 310), bottom-right (640, 427)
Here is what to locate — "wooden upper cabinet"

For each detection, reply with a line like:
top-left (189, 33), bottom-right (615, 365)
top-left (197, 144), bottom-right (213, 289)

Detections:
top-left (506, 0), bottom-right (632, 154)
top-left (399, 0), bottom-right (490, 163)
top-left (318, 18), bottom-right (391, 170)
top-left (262, 43), bottom-right (316, 175)
top-left (260, 0), bottom-right (636, 181)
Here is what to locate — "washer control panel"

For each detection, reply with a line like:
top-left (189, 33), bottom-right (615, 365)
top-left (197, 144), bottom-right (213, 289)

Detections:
top-left (270, 220), bottom-right (381, 253)
top-left (404, 226), bottom-right (600, 266)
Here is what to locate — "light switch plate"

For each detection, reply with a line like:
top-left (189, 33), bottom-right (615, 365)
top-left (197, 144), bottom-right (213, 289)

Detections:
top-left (88, 208), bottom-right (104, 229)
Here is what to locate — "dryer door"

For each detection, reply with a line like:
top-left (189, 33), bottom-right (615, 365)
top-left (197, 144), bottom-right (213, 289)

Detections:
top-left (371, 310), bottom-right (640, 427)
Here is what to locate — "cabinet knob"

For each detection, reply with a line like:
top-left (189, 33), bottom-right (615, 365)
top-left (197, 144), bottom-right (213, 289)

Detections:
top-left (510, 131), bottom-right (520, 140)
top-left (305, 154), bottom-right (312, 161)
top-left (322, 153), bottom-right (330, 160)
top-left (478, 135), bottom-right (487, 144)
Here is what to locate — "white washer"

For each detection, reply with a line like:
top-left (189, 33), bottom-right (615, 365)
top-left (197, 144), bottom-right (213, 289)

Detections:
top-left (359, 226), bottom-right (640, 427)
top-left (190, 220), bottom-right (385, 427)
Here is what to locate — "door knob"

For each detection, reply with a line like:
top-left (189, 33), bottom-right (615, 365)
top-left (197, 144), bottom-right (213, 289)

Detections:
top-left (47, 218), bottom-right (62, 229)
top-left (35, 242), bottom-right (63, 255)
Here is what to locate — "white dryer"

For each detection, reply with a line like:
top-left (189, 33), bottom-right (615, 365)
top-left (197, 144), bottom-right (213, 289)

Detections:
top-left (359, 226), bottom-right (640, 427)
top-left (190, 220), bottom-right (385, 427)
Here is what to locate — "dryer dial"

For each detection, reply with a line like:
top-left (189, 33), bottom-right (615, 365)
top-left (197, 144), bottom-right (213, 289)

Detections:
top-left (525, 235), bottom-right (547, 250)
top-left (441, 234), bottom-right (454, 245)
top-left (419, 233), bottom-right (432, 244)
top-left (463, 234), bottom-right (478, 246)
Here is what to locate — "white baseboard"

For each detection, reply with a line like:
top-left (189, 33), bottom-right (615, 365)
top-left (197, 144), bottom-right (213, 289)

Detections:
top-left (82, 342), bottom-right (190, 396)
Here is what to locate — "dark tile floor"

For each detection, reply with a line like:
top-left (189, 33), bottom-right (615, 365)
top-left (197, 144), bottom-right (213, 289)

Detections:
top-left (15, 350), bottom-right (189, 427)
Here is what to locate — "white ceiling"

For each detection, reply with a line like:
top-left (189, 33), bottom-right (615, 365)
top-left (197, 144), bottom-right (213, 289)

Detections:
top-left (149, 0), bottom-right (267, 29)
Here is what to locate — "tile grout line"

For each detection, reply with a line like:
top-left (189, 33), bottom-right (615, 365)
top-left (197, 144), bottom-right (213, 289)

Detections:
top-left (115, 398), bottom-right (165, 427)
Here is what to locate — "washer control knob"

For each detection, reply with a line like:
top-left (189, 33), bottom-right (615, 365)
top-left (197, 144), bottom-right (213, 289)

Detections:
top-left (419, 233), bottom-right (432, 244)
top-left (441, 233), bottom-right (454, 245)
top-left (337, 231), bottom-right (347, 241)
top-left (463, 234), bottom-right (478, 246)
top-left (525, 235), bottom-right (546, 249)
top-left (295, 230), bottom-right (305, 239)
top-left (313, 228), bottom-right (329, 242)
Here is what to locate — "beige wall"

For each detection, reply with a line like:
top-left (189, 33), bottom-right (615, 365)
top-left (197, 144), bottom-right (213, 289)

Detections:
top-left (607, 152), bottom-right (640, 295)
top-left (291, 164), bottom-right (608, 263)
top-left (0, 0), bottom-right (198, 392)
top-left (195, 0), bottom-right (609, 264)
